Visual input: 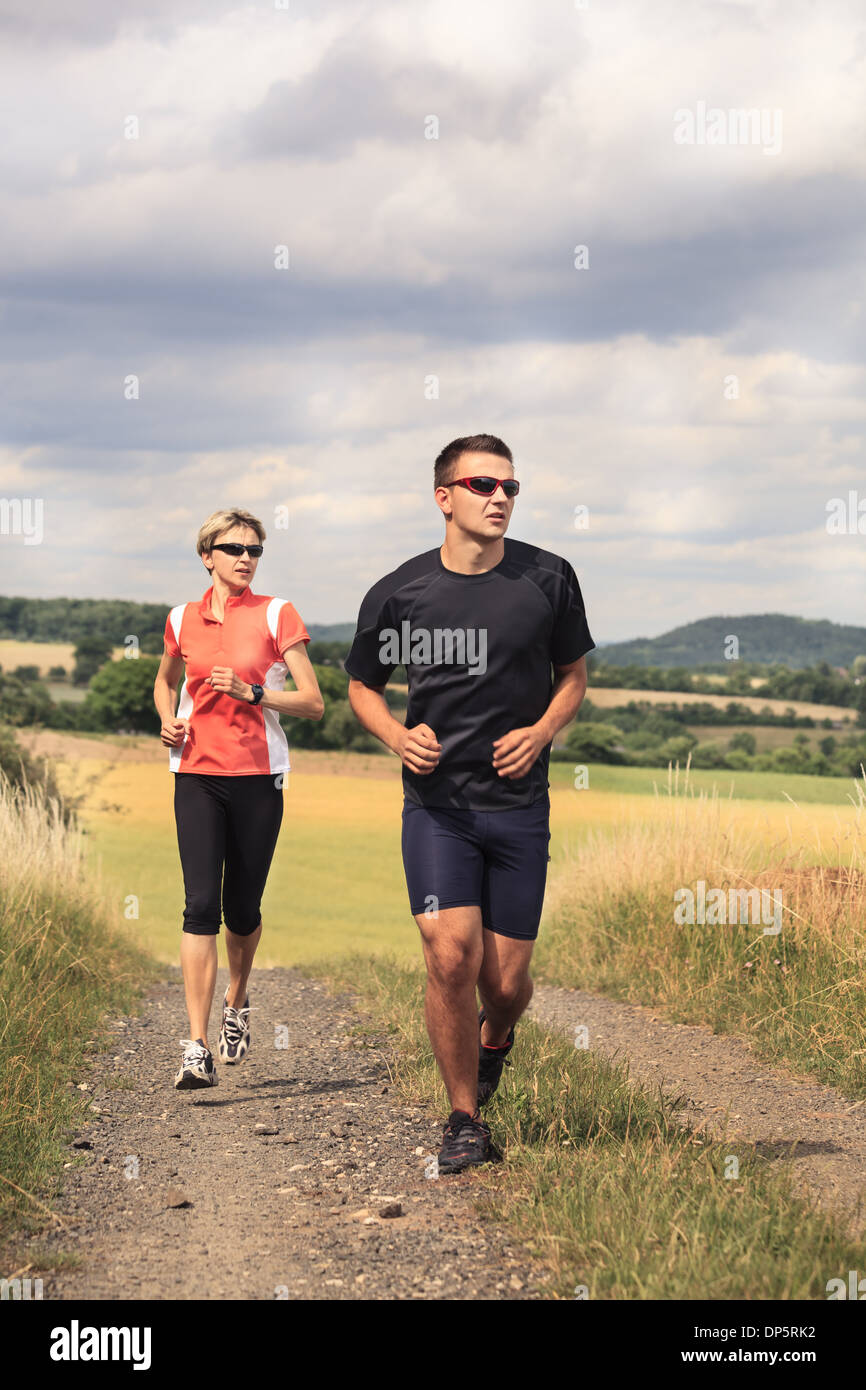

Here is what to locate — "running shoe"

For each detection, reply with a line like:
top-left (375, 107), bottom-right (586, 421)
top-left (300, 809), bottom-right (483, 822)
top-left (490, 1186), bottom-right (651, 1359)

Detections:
top-left (437, 1109), bottom-right (497, 1174)
top-left (477, 1009), bottom-right (515, 1107)
top-left (174, 1038), bottom-right (218, 1089)
top-left (218, 990), bottom-right (251, 1065)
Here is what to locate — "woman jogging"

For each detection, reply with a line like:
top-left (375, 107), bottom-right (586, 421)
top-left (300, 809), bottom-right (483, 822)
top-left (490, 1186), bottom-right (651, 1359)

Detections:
top-left (153, 508), bottom-right (324, 1089)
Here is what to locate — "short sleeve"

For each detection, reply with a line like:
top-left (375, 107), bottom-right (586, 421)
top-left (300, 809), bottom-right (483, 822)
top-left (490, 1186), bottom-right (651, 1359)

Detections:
top-left (344, 583), bottom-right (397, 689)
top-left (276, 602), bottom-right (310, 656)
top-left (550, 563), bottom-right (595, 666)
top-left (164, 611), bottom-right (182, 659)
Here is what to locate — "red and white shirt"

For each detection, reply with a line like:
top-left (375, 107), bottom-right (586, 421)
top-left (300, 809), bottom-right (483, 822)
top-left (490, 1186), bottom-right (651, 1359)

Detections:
top-left (163, 585), bottom-right (310, 775)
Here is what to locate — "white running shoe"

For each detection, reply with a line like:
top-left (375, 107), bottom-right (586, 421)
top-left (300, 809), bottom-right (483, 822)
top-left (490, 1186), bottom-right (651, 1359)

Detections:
top-left (174, 1038), bottom-right (218, 1089)
top-left (218, 991), bottom-right (252, 1065)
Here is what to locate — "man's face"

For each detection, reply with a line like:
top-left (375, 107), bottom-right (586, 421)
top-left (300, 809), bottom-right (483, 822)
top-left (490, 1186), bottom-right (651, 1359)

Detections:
top-left (435, 451), bottom-right (517, 540)
top-left (204, 525), bottom-right (261, 590)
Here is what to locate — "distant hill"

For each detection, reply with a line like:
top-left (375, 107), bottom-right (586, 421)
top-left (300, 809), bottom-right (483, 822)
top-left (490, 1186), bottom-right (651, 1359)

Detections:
top-left (307, 622), bottom-right (356, 643)
top-left (595, 614), bottom-right (866, 670)
top-left (0, 596), bottom-right (357, 649)
top-left (3, 599), bottom-right (864, 672)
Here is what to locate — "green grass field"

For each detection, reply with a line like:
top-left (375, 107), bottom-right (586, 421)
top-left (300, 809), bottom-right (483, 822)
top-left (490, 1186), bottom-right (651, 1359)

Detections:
top-left (36, 744), bottom-right (866, 972)
top-left (546, 758), bottom-right (866, 804)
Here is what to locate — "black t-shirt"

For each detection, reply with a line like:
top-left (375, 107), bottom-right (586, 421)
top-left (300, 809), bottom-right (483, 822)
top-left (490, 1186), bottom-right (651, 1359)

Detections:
top-left (344, 537), bottom-right (595, 810)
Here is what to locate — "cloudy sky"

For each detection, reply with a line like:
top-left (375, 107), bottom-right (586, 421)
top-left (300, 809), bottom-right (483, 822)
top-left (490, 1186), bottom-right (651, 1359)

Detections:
top-left (1, 0), bottom-right (864, 642)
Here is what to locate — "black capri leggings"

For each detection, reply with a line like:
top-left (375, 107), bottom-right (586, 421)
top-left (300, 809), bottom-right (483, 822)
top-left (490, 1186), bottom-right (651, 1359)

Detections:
top-left (173, 772), bottom-right (284, 936)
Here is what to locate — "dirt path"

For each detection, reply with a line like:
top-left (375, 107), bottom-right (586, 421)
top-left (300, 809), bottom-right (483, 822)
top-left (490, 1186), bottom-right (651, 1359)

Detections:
top-left (530, 984), bottom-right (866, 1238)
top-left (14, 963), bottom-right (866, 1299)
top-left (26, 969), bottom-right (546, 1301)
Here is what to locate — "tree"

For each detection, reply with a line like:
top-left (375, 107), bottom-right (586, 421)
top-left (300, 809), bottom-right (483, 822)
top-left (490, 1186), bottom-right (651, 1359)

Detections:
top-left (80, 656), bottom-right (161, 733)
top-left (659, 734), bottom-right (698, 762)
top-left (564, 721), bottom-right (626, 764)
top-left (689, 741), bottom-right (730, 768)
top-left (728, 730), bottom-right (757, 755)
top-left (73, 635), bottom-right (113, 686)
top-left (0, 670), bottom-right (53, 726)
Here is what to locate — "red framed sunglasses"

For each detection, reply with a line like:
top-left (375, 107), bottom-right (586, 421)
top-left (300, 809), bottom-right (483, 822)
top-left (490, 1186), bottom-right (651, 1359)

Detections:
top-left (442, 476), bottom-right (520, 499)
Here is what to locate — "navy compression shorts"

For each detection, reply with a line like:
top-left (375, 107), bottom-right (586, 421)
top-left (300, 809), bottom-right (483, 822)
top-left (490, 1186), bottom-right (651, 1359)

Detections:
top-left (400, 797), bottom-right (551, 940)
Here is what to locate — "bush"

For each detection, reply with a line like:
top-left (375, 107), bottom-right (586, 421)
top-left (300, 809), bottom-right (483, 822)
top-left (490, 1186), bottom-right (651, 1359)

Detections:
top-left (728, 730), bottom-right (757, 756)
top-left (563, 722), bottom-right (626, 764)
top-left (79, 655), bottom-right (161, 734)
top-left (0, 724), bottom-right (75, 824)
top-left (0, 670), bottom-right (53, 727)
top-left (658, 735), bottom-right (699, 762)
top-left (688, 741), bottom-right (730, 769)
top-left (72, 636), bottom-right (113, 686)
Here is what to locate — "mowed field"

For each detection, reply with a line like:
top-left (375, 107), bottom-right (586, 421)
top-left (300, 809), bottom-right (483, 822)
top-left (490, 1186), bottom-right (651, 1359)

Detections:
top-left (588, 686), bottom-right (856, 723)
top-left (0, 639), bottom-right (128, 672)
top-left (17, 731), bottom-right (866, 967)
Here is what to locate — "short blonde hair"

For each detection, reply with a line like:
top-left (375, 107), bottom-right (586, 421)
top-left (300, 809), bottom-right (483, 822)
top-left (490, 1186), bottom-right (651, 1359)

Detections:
top-left (196, 508), bottom-right (266, 556)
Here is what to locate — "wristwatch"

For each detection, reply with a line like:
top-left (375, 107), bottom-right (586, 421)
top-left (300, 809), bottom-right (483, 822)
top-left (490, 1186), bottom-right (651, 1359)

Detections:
top-left (248, 683), bottom-right (264, 705)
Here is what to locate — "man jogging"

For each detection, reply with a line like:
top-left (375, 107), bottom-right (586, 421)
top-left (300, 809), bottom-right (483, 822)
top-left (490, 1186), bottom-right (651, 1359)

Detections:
top-left (345, 435), bottom-right (594, 1172)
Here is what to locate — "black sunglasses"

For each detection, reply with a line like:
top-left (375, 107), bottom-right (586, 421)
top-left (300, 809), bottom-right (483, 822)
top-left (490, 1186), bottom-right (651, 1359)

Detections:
top-left (442, 476), bottom-right (520, 499)
top-left (211, 543), bottom-right (263, 558)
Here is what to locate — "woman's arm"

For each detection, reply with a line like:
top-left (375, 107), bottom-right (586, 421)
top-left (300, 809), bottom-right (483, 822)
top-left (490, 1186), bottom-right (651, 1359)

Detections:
top-left (206, 640), bottom-right (325, 720)
top-left (153, 648), bottom-right (189, 745)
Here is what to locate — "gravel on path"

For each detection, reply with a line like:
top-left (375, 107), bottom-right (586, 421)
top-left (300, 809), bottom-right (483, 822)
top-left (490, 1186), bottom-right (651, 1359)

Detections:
top-left (26, 968), bottom-right (547, 1301)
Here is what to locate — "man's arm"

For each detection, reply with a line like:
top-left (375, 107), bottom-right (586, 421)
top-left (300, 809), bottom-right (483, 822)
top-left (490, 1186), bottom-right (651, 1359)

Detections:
top-left (536, 655), bottom-right (588, 744)
top-left (348, 678), bottom-right (441, 775)
top-left (491, 655), bottom-right (588, 780)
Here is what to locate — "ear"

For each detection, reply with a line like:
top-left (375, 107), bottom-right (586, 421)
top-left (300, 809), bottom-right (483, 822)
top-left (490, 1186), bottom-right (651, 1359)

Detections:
top-left (434, 486), bottom-right (453, 520)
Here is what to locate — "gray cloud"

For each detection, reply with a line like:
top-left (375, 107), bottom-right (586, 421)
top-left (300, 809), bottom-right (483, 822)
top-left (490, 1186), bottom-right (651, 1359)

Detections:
top-left (224, 31), bottom-right (558, 162)
top-left (2, 0), bottom-right (866, 636)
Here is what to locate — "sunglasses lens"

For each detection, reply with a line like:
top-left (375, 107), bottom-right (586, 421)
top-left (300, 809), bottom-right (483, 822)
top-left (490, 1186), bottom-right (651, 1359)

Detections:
top-left (247, 546), bottom-right (263, 557)
top-left (468, 477), bottom-right (518, 498)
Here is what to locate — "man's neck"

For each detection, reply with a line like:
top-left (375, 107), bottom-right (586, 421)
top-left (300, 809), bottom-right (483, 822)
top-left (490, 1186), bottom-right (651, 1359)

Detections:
top-left (440, 533), bottom-right (505, 576)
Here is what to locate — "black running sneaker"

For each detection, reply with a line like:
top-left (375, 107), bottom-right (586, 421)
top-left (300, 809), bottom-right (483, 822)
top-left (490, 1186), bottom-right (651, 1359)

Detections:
top-left (174, 1038), bottom-right (218, 1089)
top-left (477, 1009), bottom-right (515, 1107)
top-left (437, 1109), bottom-right (496, 1174)
top-left (218, 990), bottom-right (251, 1065)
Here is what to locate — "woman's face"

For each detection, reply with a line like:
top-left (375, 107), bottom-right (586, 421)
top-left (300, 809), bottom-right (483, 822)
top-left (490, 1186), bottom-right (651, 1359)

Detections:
top-left (204, 524), bottom-right (262, 592)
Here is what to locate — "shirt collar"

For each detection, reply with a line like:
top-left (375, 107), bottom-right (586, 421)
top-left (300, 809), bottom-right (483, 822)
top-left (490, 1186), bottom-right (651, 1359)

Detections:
top-left (200, 584), bottom-right (255, 622)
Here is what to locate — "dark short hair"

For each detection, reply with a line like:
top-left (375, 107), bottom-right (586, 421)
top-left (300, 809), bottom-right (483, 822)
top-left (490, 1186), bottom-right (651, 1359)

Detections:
top-left (433, 434), bottom-right (513, 490)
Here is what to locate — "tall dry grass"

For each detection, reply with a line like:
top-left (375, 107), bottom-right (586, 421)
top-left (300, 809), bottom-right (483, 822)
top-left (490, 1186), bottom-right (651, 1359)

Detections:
top-left (537, 760), bottom-right (866, 1095)
top-left (0, 769), bottom-right (155, 1247)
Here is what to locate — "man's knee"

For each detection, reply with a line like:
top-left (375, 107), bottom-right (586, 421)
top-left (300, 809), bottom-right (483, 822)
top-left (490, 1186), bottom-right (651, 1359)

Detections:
top-left (480, 971), bottom-right (533, 1013)
top-left (424, 938), bottom-right (482, 992)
